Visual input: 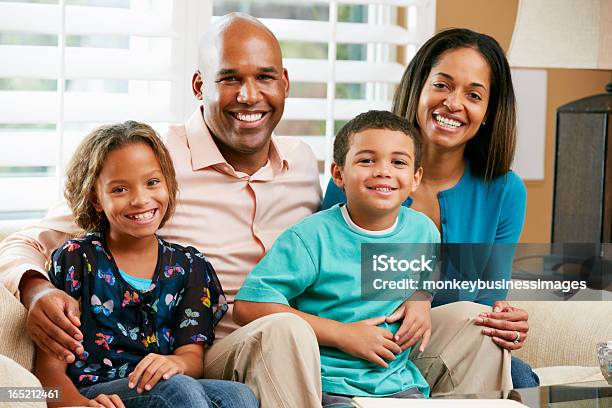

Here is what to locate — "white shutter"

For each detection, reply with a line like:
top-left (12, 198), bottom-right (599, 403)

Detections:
top-left (0, 0), bottom-right (208, 222)
top-left (1, 0), bottom-right (436, 225)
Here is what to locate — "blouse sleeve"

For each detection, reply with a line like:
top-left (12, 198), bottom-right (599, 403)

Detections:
top-left (172, 248), bottom-right (227, 348)
top-left (48, 240), bottom-right (86, 302)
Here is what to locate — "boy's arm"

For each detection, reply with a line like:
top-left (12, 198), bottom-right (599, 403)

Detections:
top-left (234, 300), bottom-right (345, 348)
top-left (234, 300), bottom-right (400, 368)
top-left (34, 347), bottom-right (90, 408)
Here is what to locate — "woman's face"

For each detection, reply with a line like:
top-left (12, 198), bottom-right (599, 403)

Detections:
top-left (416, 47), bottom-right (491, 152)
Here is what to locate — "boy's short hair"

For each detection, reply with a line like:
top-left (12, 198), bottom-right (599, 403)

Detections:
top-left (333, 110), bottom-right (422, 169)
top-left (65, 121), bottom-right (178, 232)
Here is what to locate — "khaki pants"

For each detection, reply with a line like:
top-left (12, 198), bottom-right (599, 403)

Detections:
top-left (411, 301), bottom-right (513, 396)
top-left (203, 302), bottom-right (511, 407)
top-left (203, 312), bottom-right (323, 408)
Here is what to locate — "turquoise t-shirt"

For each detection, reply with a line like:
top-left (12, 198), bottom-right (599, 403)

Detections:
top-left (236, 205), bottom-right (440, 397)
top-left (118, 269), bottom-right (152, 292)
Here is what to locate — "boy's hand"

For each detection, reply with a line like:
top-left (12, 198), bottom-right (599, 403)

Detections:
top-left (337, 316), bottom-right (402, 368)
top-left (87, 393), bottom-right (125, 408)
top-left (128, 353), bottom-right (185, 393)
top-left (386, 298), bottom-right (431, 352)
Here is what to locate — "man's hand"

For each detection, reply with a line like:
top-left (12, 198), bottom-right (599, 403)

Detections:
top-left (386, 298), bottom-right (431, 352)
top-left (22, 273), bottom-right (83, 363)
top-left (336, 316), bottom-right (402, 368)
top-left (129, 354), bottom-right (185, 393)
top-left (87, 394), bottom-right (125, 408)
top-left (474, 300), bottom-right (529, 351)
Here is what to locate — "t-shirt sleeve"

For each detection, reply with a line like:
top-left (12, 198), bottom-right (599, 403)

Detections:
top-left (172, 248), bottom-right (226, 348)
top-left (235, 229), bottom-right (318, 305)
top-left (48, 240), bottom-right (86, 302)
top-left (495, 172), bottom-right (526, 243)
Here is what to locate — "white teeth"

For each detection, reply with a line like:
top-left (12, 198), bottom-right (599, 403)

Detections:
top-left (128, 210), bottom-right (155, 221)
top-left (434, 114), bottom-right (461, 128)
top-left (236, 112), bottom-right (263, 122)
top-left (372, 187), bottom-right (392, 192)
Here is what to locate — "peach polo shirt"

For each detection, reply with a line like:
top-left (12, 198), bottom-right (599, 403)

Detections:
top-left (0, 108), bottom-right (322, 338)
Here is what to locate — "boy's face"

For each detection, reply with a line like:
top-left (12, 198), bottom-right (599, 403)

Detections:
top-left (332, 128), bottom-right (422, 221)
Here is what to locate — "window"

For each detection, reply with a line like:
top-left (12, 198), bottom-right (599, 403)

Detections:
top-left (0, 0), bottom-right (435, 228)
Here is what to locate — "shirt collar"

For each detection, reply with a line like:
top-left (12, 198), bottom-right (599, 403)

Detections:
top-left (185, 108), bottom-right (289, 175)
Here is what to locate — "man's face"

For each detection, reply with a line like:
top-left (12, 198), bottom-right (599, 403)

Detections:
top-left (195, 24), bottom-right (289, 159)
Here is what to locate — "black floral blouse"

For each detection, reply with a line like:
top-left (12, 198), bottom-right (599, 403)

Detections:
top-left (48, 232), bottom-right (228, 388)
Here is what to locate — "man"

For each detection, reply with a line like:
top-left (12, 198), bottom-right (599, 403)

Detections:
top-left (0, 14), bottom-right (323, 407)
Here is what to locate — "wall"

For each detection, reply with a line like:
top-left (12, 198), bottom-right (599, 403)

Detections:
top-left (436, 0), bottom-right (612, 242)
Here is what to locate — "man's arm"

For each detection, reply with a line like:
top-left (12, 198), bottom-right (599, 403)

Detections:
top-left (0, 200), bottom-right (79, 298)
top-left (0, 200), bottom-right (84, 361)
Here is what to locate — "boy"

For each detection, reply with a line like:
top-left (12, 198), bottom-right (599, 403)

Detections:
top-left (233, 110), bottom-right (440, 406)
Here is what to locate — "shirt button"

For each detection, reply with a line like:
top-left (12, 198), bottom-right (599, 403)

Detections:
top-left (442, 218), bottom-right (447, 224)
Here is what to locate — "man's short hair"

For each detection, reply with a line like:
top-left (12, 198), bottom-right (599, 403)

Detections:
top-left (333, 110), bottom-right (422, 169)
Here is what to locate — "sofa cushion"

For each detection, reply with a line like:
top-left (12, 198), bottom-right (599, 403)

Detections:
top-left (511, 301), bottom-right (612, 368)
top-left (0, 284), bottom-right (35, 371)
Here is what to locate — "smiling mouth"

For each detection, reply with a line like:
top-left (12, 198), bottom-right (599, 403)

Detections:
top-left (126, 209), bottom-right (157, 221)
top-left (367, 186), bottom-right (397, 193)
top-left (433, 113), bottom-right (464, 129)
top-left (231, 112), bottom-right (267, 123)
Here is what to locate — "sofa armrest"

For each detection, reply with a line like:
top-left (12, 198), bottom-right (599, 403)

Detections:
top-left (0, 284), bottom-right (35, 372)
top-left (511, 301), bottom-right (612, 368)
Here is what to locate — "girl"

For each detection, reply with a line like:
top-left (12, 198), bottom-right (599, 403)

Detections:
top-left (35, 121), bottom-right (258, 408)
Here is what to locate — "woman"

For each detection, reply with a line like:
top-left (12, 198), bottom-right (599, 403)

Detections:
top-left (322, 28), bottom-right (538, 389)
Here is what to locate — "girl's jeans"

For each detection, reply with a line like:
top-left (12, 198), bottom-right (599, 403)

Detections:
top-left (80, 374), bottom-right (258, 408)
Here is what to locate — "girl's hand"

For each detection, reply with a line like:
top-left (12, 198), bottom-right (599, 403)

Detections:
top-left (128, 353), bottom-right (185, 393)
top-left (474, 301), bottom-right (529, 350)
top-left (336, 316), bottom-right (402, 368)
top-left (87, 393), bottom-right (125, 408)
top-left (386, 298), bottom-right (432, 352)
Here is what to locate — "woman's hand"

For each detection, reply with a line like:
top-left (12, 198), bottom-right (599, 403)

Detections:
top-left (336, 316), bottom-right (402, 368)
top-left (128, 354), bottom-right (185, 393)
top-left (474, 301), bottom-right (529, 350)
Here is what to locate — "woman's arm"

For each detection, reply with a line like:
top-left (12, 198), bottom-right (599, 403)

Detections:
top-left (476, 172), bottom-right (529, 350)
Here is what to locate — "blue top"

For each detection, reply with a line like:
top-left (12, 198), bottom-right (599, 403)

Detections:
top-left (236, 205), bottom-right (440, 397)
top-left (118, 269), bottom-right (152, 292)
top-left (49, 233), bottom-right (228, 388)
top-left (322, 162), bottom-right (527, 306)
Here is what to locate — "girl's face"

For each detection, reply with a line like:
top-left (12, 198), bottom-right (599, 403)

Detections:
top-left (416, 47), bottom-right (491, 152)
top-left (92, 142), bottom-right (169, 243)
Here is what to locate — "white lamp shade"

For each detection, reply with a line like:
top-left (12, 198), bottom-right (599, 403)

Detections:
top-left (508, 0), bottom-right (612, 69)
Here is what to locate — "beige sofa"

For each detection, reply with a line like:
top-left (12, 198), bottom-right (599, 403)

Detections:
top-left (1, 283), bottom-right (610, 406)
